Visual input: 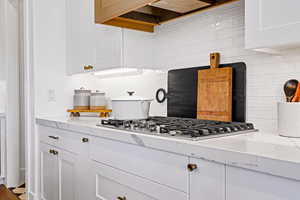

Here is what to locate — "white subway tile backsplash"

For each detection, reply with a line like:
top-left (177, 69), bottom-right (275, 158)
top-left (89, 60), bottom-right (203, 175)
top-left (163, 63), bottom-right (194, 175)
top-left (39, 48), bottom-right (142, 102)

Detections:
top-left (153, 0), bottom-right (300, 133)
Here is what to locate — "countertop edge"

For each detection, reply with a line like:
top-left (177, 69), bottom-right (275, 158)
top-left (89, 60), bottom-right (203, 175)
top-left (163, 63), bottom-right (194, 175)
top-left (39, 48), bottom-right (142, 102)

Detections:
top-left (36, 117), bottom-right (300, 182)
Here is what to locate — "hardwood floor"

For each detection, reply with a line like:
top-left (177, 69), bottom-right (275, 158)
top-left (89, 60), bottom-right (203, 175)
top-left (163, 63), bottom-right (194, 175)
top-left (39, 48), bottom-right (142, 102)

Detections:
top-left (0, 184), bottom-right (20, 200)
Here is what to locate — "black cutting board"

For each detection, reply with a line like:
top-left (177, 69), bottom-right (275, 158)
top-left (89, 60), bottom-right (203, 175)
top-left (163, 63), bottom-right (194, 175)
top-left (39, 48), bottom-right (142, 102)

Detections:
top-left (167, 62), bottom-right (246, 122)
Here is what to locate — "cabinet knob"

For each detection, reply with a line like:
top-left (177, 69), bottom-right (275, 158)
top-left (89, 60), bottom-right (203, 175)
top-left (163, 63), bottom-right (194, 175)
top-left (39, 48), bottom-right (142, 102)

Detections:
top-left (49, 149), bottom-right (54, 154)
top-left (48, 136), bottom-right (59, 140)
top-left (84, 65), bottom-right (94, 70)
top-left (187, 164), bottom-right (198, 172)
top-left (82, 138), bottom-right (89, 143)
top-left (117, 197), bottom-right (126, 200)
top-left (52, 150), bottom-right (59, 155)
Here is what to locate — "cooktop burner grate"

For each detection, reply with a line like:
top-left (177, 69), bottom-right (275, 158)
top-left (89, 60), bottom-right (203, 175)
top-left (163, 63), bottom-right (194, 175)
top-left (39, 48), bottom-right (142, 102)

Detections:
top-left (97, 117), bottom-right (257, 141)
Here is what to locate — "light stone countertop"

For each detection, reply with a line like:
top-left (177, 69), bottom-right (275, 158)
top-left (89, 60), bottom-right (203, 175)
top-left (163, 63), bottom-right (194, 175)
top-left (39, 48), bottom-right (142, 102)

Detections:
top-left (36, 116), bottom-right (300, 181)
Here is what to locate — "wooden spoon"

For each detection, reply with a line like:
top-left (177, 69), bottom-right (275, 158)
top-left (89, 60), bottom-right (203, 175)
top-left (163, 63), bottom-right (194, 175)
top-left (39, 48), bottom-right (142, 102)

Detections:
top-left (284, 79), bottom-right (299, 102)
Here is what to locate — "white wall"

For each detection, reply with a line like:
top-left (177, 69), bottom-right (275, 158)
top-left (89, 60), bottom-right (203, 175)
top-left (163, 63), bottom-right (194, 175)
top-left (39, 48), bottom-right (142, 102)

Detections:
top-left (35, 0), bottom-right (300, 134)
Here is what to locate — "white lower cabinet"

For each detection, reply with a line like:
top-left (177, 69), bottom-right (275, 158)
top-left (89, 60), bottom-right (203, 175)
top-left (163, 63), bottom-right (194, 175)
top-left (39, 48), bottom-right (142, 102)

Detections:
top-left (40, 143), bottom-right (82, 200)
top-left (226, 166), bottom-right (300, 200)
top-left (90, 136), bottom-right (189, 193)
top-left (38, 126), bottom-right (300, 200)
top-left (92, 160), bottom-right (187, 200)
top-left (40, 143), bottom-right (59, 200)
top-left (189, 158), bottom-right (226, 200)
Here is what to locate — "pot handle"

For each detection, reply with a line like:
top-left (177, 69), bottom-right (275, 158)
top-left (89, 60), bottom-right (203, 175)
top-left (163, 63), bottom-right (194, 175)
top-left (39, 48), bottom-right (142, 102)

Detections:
top-left (156, 88), bottom-right (167, 103)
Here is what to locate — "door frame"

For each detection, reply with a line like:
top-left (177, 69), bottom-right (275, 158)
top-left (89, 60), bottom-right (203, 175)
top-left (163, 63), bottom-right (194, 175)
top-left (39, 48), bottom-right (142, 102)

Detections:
top-left (22, 0), bottom-right (38, 199)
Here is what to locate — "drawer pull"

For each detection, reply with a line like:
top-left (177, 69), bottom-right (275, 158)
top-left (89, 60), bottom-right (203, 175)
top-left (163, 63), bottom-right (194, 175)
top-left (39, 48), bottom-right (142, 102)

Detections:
top-left (84, 65), bottom-right (94, 70)
top-left (117, 197), bottom-right (126, 200)
top-left (49, 149), bottom-right (54, 154)
top-left (48, 136), bottom-right (59, 140)
top-left (52, 150), bottom-right (59, 155)
top-left (82, 138), bottom-right (89, 143)
top-left (187, 164), bottom-right (198, 172)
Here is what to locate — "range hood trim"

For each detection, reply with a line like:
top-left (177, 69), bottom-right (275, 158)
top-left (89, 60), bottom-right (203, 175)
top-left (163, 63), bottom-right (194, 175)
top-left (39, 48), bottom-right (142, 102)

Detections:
top-left (95, 0), bottom-right (240, 32)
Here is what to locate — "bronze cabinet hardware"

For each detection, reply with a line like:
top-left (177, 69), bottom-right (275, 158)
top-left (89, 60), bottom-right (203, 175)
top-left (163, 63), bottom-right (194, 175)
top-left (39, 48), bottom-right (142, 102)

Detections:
top-left (187, 163), bottom-right (198, 172)
top-left (84, 65), bottom-right (94, 70)
top-left (117, 197), bottom-right (126, 200)
top-left (82, 138), bottom-right (89, 143)
top-left (48, 136), bottom-right (59, 140)
top-left (49, 149), bottom-right (54, 154)
top-left (52, 150), bottom-right (59, 155)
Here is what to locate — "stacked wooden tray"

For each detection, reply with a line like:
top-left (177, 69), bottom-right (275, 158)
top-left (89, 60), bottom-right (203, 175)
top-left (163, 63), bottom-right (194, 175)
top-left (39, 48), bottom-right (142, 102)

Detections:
top-left (67, 109), bottom-right (112, 118)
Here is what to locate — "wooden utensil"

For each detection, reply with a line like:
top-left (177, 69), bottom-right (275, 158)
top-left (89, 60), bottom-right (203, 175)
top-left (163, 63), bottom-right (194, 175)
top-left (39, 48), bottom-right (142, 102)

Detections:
top-left (292, 83), bottom-right (300, 102)
top-left (197, 53), bottom-right (233, 122)
top-left (284, 79), bottom-right (298, 102)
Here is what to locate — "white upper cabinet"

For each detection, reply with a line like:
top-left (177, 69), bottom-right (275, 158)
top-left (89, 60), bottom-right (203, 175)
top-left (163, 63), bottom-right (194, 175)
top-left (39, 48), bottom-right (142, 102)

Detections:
top-left (245, 0), bottom-right (300, 49)
top-left (94, 24), bottom-right (122, 70)
top-left (123, 29), bottom-right (154, 69)
top-left (66, 0), bottom-right (96, 75)
top-left (66, 0), bottom-right (154, 75)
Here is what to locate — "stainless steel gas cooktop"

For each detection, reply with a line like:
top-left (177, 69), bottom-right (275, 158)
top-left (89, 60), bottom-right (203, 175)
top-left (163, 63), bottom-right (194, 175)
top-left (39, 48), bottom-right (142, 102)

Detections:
top-left (97, 117), bottom-right (257, 141)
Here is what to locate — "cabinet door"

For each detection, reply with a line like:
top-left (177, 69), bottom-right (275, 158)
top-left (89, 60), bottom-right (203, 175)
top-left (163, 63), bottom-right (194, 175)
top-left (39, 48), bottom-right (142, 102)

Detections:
top-left (123, 29), bottom-right (154, 68)
top-left (189, 158), bottom-right (225, 200)
top-left (246, 0), bottom-right (300, 49)
top-left (58, 150), bottom-right (80, 200)
top-left (95, 24), bottom-right (122, 70)
top-left (40, 143), bottom-right (59, 200)
top-left (226, 166), bottom-right (300, 200)
top-left (66, 0), bottom-right (96, 75)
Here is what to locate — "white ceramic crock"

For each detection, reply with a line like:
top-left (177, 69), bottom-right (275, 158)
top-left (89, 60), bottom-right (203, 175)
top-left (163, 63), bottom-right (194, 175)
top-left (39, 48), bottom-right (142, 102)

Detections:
top-left (278, 102), bottom-right (300, 138)
top-left (111, 92), bottom-right (153, 120)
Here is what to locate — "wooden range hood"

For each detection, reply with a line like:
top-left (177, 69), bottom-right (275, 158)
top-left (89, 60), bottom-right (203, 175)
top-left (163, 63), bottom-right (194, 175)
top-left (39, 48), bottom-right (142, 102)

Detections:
top-left (95, 0), bottom-right (238, 32)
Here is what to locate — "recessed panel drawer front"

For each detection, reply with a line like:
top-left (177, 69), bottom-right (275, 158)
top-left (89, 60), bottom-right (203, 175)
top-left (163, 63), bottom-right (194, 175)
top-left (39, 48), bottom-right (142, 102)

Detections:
top-left (39, 126), bottom-right (89, 154)
top-left (93, 161), bottom-right (188, 200)
top-left (90, 136), bottom-right (189, 193)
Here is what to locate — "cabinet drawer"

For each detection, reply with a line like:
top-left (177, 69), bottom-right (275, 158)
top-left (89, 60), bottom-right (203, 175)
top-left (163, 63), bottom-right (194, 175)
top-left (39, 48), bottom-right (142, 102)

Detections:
top-left (90, 136), bottom-right (189, 192)
top-left (92, 161), bottom-right (187, 200)
top-left (39, 126), bottom-right (90, 154)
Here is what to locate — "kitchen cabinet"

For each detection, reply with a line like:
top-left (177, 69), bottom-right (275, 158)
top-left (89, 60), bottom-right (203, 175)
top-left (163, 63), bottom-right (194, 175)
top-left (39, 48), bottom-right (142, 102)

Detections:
top-left (92, 160), bottom-right (187, 200)
top-left (39, 126), bottom-right (93, 200)
top-left (123, 29), bottom-right (154, 68)
top-left (66, 0), bottom-right (96, 75)
top-left (226, 166), bottom-right (300, 200)
top-left (40, 143), bottom-right (81, 200)
top-left (40, 143), bottom-right (59, 200)
top-left (94, 25), bottom-right (123, 70)
top-left (66, 0), bottom-right (155, 75)
top-left (189, 158), bottom-right (226, 200)
top-left (38, 125), bottom-right (239, 200)
top-left (245, 0), bottom-right (300, 49)
top-left (90, 135), bottom-right (189, 192)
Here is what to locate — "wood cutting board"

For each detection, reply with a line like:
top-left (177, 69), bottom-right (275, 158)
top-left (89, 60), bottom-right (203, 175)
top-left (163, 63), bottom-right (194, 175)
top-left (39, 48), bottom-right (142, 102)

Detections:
top-left (197, 53), bottom-right (233, 122)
